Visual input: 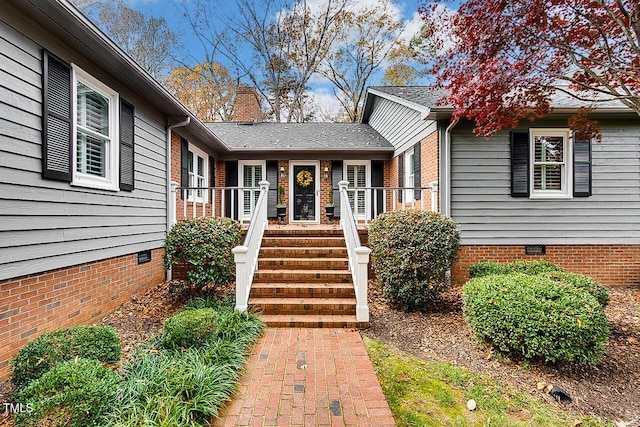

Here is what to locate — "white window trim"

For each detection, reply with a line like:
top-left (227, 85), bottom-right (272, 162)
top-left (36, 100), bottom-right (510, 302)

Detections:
top-left (529, 128), bottom-right (573, 199)
top-left (405, 150), bottom-right (415, 203)
top-left (239, 160), bottom-right (266, 220)
top-left (187, 143), bottom-right (208, 203)
top-left (343, 160), bottom-right (371, 220)
top-left (71, 65), bottom-right (119, 191)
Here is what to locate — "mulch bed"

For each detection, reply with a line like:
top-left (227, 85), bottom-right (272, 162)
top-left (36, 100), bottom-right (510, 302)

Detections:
top-left (362, 280), bottom-right (640, 425)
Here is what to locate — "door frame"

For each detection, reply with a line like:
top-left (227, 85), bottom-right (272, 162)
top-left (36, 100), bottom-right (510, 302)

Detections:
top-left (289, 160), bottom-right (320, 223)
top-left (343, 160), bottom-right (371, 221)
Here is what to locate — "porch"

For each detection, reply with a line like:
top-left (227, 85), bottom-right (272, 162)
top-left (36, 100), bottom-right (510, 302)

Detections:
top-left (169, 181), bottom-right (437, 327)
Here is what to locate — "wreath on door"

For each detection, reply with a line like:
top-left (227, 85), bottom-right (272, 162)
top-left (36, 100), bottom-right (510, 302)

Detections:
top-left (296, 170), bottom-right (313, 188)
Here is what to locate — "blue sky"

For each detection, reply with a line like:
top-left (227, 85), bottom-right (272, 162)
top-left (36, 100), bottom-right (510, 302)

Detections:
top-left (119, 0), bottom-right (432, 117)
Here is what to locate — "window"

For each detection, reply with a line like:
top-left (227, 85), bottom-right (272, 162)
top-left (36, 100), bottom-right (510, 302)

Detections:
top-left (345, 162), bottom-right (369, 218)
top-left (187, 145), bottom-right (208, 202)
top-left (530, 129), bottom-right (572, 198)
top-left (42, 51), bottom-right (134, 191)
top-left (239, 161), bottom-right (265, 217)
top-left (72, 66), bottom-right (119, 190)
top-left (405, 151), bottom-right (415, 203)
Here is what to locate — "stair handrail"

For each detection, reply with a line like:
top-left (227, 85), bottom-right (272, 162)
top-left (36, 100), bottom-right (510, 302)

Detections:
top-left (233, 180), bottom-right (270, 312)
top-left (338, 180), bottom-right (370, 323)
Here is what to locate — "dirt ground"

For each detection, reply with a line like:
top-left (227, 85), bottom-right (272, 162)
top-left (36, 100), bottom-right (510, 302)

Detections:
top-left (1, 280), bottom-right (638, 426)
top-left (363, 280), bottom-right (640, 425)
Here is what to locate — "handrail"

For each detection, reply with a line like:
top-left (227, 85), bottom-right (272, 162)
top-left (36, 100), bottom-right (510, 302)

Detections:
top-left (338, 180), bottom-right (370, 323)
top-left (233, 180), bottom-right (270, 312)
top-left (171, 185), bottom-right (266, 223)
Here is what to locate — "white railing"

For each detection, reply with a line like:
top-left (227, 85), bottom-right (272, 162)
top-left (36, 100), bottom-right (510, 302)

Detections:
top-left (169, 183), bottom-right (265, 226)
top-left (341, 181), bottom-right (439, 224)
top-left (232, 181), bottom-right (270, 312)
top-left (338, 180), bottom-right (370, 323)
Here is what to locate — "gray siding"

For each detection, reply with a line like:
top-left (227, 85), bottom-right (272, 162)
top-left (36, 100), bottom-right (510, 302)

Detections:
top-left (450, 120), bottom-right (640, 244)
top-left (0, 18), bottom-right (167, 281)
top-left (368, 96), bottom-right (437, 155)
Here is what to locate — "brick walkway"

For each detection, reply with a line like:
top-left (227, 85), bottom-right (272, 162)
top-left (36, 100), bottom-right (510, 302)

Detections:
top-left (213, 328), bottom-right (396, 427)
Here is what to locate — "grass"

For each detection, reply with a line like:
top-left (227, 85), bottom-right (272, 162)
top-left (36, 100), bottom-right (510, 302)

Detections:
top-left (364, 337), bottom-right (611, 427)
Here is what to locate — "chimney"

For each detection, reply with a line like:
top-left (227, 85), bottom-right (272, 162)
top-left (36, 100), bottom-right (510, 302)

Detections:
top-left (233, 86), bottom-right (261, 122)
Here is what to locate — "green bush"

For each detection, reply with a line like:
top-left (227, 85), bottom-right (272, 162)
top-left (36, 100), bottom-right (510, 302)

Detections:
top-left (463, 274), bottom-right (610, 365)
top-left (160, 308), bottom-right (220, 349)
top-left (163, 216), bottom-right (241, 295)
top-left (468, 260), bottom-right (563, 278)
top-left (14, 358), bottom-right (117, 427)
top-left (10, 325), bottom-right (121, 390)
top-left (368, 210), bottom-right (460, 310)
top-left (542, 271), bottom-right (610, 308)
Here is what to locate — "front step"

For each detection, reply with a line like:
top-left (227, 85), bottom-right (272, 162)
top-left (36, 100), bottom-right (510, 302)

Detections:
top-left (248, 227), bottom-right (366, 328)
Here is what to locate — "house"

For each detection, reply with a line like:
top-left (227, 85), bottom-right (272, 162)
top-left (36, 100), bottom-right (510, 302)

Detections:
top-left (0, 0), bottom-right (227, 379)
top-left (2, 0), bottom-right (639, 381)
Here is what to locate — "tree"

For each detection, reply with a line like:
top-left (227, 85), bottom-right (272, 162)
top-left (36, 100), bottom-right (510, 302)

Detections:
top-left (165, 63), bottom-right (236, 122)
top-left (320, 0), bottom-right (408, 122)
top-left (71, 0), bottom-right (179, 81)
top-left (422, 0), bottom-right (640, 137)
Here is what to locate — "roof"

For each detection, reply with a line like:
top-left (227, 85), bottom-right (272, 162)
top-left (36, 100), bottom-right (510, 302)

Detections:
top-left (362, 86), bottom-right (634, 123)
top-left (206, 122), bottom-right (394, 156)
top-left (6, 0), bottom-right (228, 153)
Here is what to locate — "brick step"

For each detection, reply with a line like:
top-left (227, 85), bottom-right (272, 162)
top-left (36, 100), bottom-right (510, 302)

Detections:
top-left (248, 297), bottom-right (356, 315)
top-left (253, 269), bottom-right (352, 284)
top-left (263, 228), bottom-right (344, 237)
top-left (256, 314), bottom-right (366, 328)
top-left (250, 282), bottom-right (355, 298)
top-left (261, 236), bottom-right (346, 248)
top-left (259, 247), bottom-right (348, 258)
top-left (258, 257), bottom-right (349, 270)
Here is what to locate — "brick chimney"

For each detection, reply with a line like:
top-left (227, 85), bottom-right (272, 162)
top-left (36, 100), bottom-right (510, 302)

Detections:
top-left (233, 86), bottom-right (261, 122)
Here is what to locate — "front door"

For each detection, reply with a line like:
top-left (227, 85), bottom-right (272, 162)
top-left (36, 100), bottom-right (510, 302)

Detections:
top-left (291, 162), bottom-right (319, 222)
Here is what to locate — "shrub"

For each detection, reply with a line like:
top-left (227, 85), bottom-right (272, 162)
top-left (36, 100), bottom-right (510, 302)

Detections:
top-left (368, 210), bottom-right (460, 310)
top-left (463, 273), bottom-right (610, 365)
top-left (14, 358), bottom-right (117, 427)
top-left (163, 216), bottom-right (241, 295)
top-left (10, 325), bottom-right (121, 390)
top-left (160, 308), bottom-right (220, 349)
top-left (468, 260), bottom-right (563, 278)
top-left (541, 271), bottom-right (610, 308)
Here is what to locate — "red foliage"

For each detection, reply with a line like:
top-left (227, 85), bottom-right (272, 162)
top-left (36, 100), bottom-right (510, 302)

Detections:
top-left (421, 0), bottom-right (640, 137)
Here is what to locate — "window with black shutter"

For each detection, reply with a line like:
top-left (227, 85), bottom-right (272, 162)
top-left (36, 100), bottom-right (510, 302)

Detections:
top-left (573, 135), bottom-right (592, 197)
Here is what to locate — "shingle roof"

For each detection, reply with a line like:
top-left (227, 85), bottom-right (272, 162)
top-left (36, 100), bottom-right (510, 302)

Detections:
top-left (368, 86), bottom-right (451, 109)
top-left (205, 122), bottom-right (394, 151)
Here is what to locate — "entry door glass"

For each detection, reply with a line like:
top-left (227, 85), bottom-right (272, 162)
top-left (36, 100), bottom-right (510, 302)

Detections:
top-left (242, 164), bottom-right (263, 217)
top-left (293, 165), bottom-right (316, 221)
top-left (347, 164), bottom-right (367, 216)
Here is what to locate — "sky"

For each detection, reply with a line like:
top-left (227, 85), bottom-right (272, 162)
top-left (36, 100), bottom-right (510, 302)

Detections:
top-left (117, 0), bottom-right (432, 118)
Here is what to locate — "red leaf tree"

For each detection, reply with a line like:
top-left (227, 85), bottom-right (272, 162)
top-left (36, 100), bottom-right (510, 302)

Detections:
top-left (421, 0), bottom-right (640, 137)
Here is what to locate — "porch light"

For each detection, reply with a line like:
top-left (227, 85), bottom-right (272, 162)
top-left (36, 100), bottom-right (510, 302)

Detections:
top-left (280, 166), bottom-right (286, 179)
top-left (323, 166), bottom-right (329, 180)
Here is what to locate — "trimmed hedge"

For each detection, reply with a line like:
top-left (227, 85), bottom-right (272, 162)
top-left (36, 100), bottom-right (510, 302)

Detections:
top-left (14, 358), bottom-right (118, 427)
top-left (542, 271), bottom-right (610, 308)
top-left (164, 216), bottom-right (241, 295)
top-left (463, 273), bottom-right (609, 365)
top-left (160, 308), bottom-right (220, 349)
top-left (468, 260), bottom-right (563, 278)
top-left (10, 325), bottom-right (121, 391)
top-left (368, 210), bottom-right (460, 310)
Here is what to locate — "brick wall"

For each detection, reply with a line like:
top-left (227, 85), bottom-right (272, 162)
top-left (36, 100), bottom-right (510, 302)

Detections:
top-left (0, 249), bottom-right (165, 380)
top-left (233, 87), bottom-right (261, 122)
top-left (452, 244), bottom-right (640, 286)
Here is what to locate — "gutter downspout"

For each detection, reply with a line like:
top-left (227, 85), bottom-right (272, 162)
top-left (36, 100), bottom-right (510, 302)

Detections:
top-left (166, 117), bottom-right (191, 281)
top-left (443, 118), bottom-right (459, 217)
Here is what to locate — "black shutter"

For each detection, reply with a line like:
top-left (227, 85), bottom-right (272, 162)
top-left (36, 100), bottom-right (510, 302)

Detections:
top-left (180, 137), bottom-right (189, 199)
top-left (573, 134), bottom-right (592, 197)
top-left (413, 143), bottom-right (422, 200)
top-left (266, 160), bottom-right (278, 218)
top-left (42, 50), bottom-right (72, 181)
top-left (510, 130), bottom-right (530, 197)
top-left (331, 160), bottom-right (343, 218)
top-left (119, 99), bottom-right (135, 191)
top-left (371, 160), bottom-right (384, 218)
top-left (225, 160), bottom-right (238, 219)
top-left (209, 157), bottom-right (216, 187)
top-left (398, 154), bottom-right (404, 202)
